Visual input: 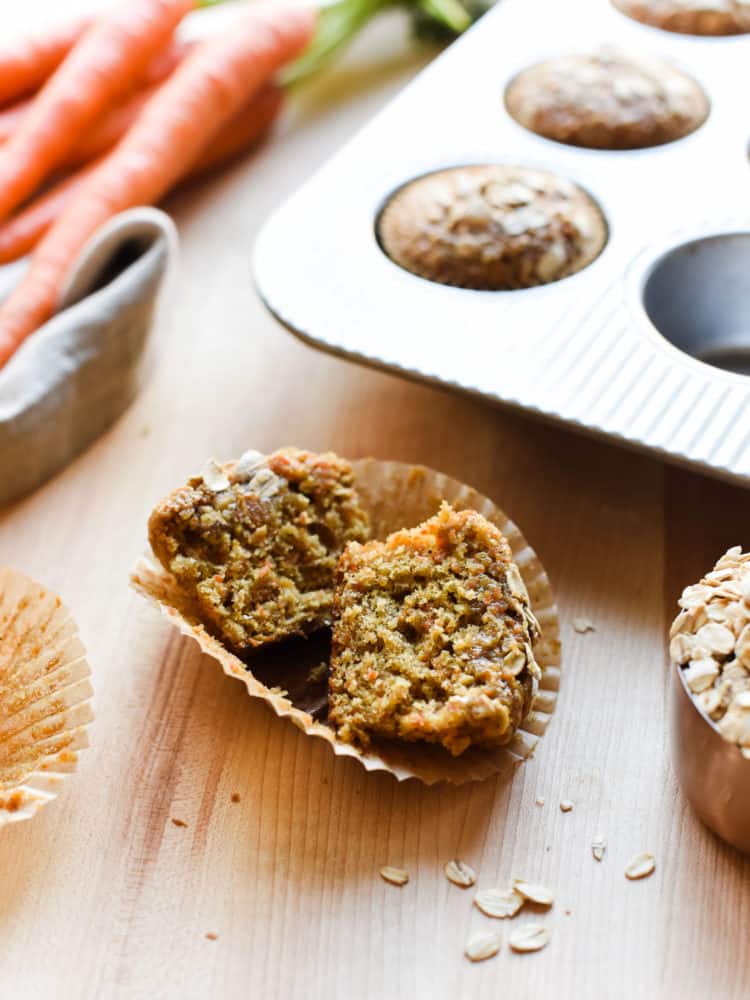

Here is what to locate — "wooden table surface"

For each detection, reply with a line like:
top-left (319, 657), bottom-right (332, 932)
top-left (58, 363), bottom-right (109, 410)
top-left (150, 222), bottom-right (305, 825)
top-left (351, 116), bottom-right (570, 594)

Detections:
top-left (3, 4), bottom-right (749, 999)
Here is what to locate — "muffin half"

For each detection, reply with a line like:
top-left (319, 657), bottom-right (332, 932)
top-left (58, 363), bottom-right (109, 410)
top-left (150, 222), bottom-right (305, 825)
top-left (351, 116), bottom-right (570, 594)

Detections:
top-left (328, 503), bottom-right (541, 756)
top-left (148, 448), bottom-right (369, 652)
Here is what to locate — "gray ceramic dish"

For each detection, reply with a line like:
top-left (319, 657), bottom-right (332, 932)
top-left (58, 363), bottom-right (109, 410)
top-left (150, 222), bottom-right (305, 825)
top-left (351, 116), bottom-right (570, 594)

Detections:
top-left (0, 207), bottom-right (176, 507)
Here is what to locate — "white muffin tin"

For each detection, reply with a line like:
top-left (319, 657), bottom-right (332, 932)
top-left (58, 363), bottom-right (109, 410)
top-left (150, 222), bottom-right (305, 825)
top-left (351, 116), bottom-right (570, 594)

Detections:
top-left (254, 0), bottom-right (750, 486)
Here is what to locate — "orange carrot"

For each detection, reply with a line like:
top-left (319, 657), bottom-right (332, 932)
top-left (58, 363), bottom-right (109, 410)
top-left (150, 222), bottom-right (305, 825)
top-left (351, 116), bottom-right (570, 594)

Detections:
top-left (0, 102), bottom-right (28, 145)
top-left (0, 17), bottom-right (92, 106)
top-left (0, 165), bottom-right (100, 265)
top-left (0, 40), bottom-right (194, 159)
top-left (187, 84), bottom-right (284, 179)
top-left (0, 5), bottom-right (314, 365)
top-left (0, 84), bottom-right (284, 265)
top-left (0, 0), bottom-right (195, 223)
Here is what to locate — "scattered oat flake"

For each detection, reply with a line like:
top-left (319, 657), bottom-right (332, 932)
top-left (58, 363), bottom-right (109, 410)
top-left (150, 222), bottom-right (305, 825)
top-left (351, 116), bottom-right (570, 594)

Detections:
top-left (205, 932), bottom-right (218, 941)
top-left (625, 853), bottom-right (656, 880)
top-left (509, 923), bottom-right (550, 953)
top-left (559, 800), bottom-right (574, 813)
top-left (380, 866), bottom-right (409, 886)
top-left (591, 836), bottom-right (606, 862)
top-left (465, 931), bottom-right (502, 962)
top-left (535, 797), bottom-right (545, 806)
top-left (573, 617), bottom-right (595, 634)
top-left (474, 887), bottom-right (524, 918)
top-left (171, 818), bottom-right (187, 828)
top-left (231, 793), bottom-right (240, 803)
top-left (513, 880), bottom-right (554, 908)
top-left (444, 860), bottom-right (476, 888)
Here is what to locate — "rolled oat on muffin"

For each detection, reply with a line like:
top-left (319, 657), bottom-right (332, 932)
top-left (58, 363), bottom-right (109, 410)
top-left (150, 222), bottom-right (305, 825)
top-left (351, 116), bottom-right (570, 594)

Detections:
top-left (148, 448), bottom-right (369, 652)
top-left (613, 0), bottom-right (750, 35)
top-left (505, 50), bottom-right (708, 150)
top-left (377, 164), bottom-right (606, 290)
top-left (328, 503), bottom-right (541, 756)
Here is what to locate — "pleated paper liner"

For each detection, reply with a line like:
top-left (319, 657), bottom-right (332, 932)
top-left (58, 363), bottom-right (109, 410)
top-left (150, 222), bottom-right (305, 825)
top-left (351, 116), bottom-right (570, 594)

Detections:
top-left (131, 458), bottom-right (561, 785)
top-left (0, 567), bottom-right (93, 825)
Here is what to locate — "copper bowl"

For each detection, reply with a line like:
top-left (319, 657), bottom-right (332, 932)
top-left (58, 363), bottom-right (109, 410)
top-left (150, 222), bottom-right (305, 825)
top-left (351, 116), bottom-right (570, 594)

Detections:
top-left (671, 661), bottom-right (750, 855)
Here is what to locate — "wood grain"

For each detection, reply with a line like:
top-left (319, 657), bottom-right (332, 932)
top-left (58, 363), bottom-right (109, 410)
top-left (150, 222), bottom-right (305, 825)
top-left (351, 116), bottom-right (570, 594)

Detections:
top-left (0, 4), bottom-right (748, 998)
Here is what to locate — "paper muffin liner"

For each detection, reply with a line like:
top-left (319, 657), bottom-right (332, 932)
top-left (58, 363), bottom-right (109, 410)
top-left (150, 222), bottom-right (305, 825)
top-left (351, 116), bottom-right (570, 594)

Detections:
top-left (0, 567), bottom-right (94, 825)
top-left (131, 458), bottom-right (561, 785)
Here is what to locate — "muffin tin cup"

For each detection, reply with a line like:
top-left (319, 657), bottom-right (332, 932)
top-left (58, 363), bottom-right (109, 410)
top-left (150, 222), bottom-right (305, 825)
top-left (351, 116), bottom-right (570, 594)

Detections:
top-left (0, 567), bottom-right (94, 826)
top-left (255, 0), bottom-right (750, 487)
top-left (671, 660), bottom-right (750, 855)
top-left (131, 459), bottom-right (561, 785)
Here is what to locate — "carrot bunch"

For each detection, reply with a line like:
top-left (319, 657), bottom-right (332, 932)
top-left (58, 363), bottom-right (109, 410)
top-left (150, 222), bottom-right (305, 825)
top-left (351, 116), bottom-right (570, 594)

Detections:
top-left (0, 0), bottom-right (316, 367)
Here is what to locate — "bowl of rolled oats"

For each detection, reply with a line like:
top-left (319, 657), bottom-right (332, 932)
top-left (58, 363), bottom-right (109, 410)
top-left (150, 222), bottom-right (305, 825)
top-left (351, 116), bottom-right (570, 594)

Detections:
top-left (669, 547), bottom-right (750, 855)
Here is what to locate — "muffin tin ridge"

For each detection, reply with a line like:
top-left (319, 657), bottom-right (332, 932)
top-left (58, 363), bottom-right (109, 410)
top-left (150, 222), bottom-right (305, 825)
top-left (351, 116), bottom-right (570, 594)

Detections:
top-left (254, 0), bottom-right (750, 486)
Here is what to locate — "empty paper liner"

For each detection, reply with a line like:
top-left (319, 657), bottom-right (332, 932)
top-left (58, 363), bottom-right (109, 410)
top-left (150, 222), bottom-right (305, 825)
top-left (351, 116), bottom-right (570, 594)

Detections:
top-left (0, 567), bottom-right (93, 826)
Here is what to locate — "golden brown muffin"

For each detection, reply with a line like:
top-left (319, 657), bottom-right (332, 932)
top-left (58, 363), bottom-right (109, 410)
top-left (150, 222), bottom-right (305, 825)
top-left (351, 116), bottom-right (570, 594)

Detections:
top-left (613, 0), bottom-right (750, 34)
top-left (328, 503), bottom-right (541, 756)
top-left (148, 448), bottom-right (369, 652)
top-left (505, 50), bottom-right (709, 150)
top-left (377, 164), bottom-right (606, 290)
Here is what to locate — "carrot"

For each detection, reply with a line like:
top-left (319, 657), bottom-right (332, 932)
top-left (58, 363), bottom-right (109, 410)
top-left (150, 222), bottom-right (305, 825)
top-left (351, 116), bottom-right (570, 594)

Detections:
top-left (186, 83), bottom-right (284, 179)
top-left (0, 165), bottom-right (100, 266)
top-left (0, 3), bottom-right (314, 365)
top-left (0, 102), bottom-right (28, 145)
top-left (0, 17), bottom-right (92, 107)
top-left (0, 0), bottom-right (195, 224)
top-left (0, 84), bottom-right (284, 265)
top-left (0, 39), bottom-right (194, 161)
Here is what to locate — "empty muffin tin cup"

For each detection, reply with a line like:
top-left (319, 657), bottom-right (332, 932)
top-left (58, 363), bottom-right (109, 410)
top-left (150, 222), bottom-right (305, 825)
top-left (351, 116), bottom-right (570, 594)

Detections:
top-left (642, 232), bottom-right (750, 377)
top-left (671, 661), bottom-right (750, 855)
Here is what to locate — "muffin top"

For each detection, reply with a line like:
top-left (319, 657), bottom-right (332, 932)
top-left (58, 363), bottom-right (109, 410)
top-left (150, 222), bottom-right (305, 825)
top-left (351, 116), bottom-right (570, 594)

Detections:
top-left (613, 0), bottom-right (750, 35)
top-left (505, 50), bottom-right (709, 150)
top-left (377, 164), bottom-right (606, 291)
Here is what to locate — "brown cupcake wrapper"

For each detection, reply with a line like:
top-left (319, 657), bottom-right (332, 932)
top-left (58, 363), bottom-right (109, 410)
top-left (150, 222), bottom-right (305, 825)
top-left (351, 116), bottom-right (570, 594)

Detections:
top-left (132, 458), bottom-right (561, 785)
top-left (0, 567), bottom-right (93, 825)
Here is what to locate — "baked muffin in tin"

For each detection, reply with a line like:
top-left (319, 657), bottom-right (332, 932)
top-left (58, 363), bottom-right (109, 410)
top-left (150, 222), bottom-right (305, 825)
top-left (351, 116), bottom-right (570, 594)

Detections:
top-left (505, 50), bottom-right (709, 150)
top-left (377, 164), bottom-right (607, 290)
top-left (613, 0), bottom-right (750, 35)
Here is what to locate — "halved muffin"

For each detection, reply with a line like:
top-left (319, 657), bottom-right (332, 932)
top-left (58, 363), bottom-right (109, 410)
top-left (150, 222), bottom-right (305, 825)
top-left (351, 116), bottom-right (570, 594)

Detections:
top-left (328, 503), bottom-right (541, 756)
top-left (148, 448), bottom-right (369, 652)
